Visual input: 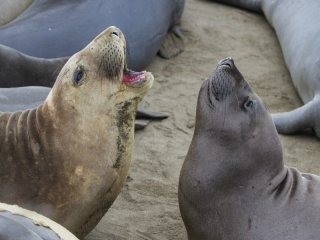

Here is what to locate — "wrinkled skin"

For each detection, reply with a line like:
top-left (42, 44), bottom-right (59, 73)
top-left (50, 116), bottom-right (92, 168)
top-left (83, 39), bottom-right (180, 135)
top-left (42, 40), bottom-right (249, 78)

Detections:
top-left (0, 26), bottom-right (153, 238)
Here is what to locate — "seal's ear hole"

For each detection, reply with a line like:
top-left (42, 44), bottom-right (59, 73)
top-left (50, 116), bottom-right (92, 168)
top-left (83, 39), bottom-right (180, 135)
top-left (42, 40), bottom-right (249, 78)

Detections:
top-left (244, 97), bottom-right (256, 111)
top-left (73, 66), bottom-right (85, 86)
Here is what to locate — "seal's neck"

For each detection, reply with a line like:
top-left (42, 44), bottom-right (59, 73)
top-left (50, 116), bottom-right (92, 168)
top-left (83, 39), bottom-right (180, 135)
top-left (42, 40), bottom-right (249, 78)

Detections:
top-left (186, 132), bottom-right (285, 193)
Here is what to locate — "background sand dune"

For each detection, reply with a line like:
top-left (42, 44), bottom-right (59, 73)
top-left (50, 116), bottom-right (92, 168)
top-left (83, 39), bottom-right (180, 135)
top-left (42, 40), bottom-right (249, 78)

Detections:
top-left (87, 0), bottom-right (320, 239)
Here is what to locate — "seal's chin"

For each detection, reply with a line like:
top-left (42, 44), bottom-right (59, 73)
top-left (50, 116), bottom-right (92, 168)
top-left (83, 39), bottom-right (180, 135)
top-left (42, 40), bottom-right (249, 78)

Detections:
top-left (123, 69), bottom-right (152, 88)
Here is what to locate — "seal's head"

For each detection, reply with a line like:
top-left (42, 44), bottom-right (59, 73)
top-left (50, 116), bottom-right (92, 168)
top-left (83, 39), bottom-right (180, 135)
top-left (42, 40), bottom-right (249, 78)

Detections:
top-left (191, 58), bottom-right (283, 181)
top-left (196, 58), bottom-right (280, 147)
top-left (46, 26), bottom-right (153, 121)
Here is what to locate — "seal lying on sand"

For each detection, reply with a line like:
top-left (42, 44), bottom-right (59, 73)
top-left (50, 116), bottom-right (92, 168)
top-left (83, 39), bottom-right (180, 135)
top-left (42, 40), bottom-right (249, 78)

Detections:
top-left (0, 0), bottom-right (185, 71)
top-left (179, 58), bottom-right (320, 240)
top-left (0, 87), bottom-right (50, 112)
top-left (0, 0), bottom-right (33, 26)
top-left (0, 44), bottom-right (67, 88)
top-left (0, 26), bottom-right (153, 238)
top-left (0, 203), bottom-right (79, 240)
top-left (209, 0), bottom-right (320, 138)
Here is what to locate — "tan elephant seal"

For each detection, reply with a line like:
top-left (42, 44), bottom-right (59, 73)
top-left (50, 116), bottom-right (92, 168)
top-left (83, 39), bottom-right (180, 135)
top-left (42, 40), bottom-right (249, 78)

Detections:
top-left (179, 58), bottom-right (320, 240)
top-left (0, 26), bottom-right (153, 238)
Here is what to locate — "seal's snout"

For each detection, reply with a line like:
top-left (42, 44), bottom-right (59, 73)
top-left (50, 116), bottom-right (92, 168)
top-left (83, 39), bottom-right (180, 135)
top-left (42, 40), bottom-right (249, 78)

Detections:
top-left (218, 57), bottom-right (234, 68)
top-left (111, 29), bottom-right (120, 37)
top-left (205, 58), bottom-right (241, 104)
top-left (215, 57), bottom-right (244, 84)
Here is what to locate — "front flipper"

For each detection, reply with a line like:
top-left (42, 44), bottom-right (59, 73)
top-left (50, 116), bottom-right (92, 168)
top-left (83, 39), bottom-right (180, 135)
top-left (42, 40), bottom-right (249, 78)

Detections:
top-left (159, 0), bottom-right (185, 59)
top-left (135, 107), bottom-right (169, 131)
top-left (272, 99), bottom-right (320, 138)
top-left (136, 107), bottom-right (169, 120)
top-left (158, 25), bottom-right (185, 59)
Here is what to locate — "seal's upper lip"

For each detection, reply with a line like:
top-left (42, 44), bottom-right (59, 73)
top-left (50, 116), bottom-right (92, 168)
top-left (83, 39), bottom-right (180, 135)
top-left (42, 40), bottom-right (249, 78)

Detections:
top-left (123, 69), bottom-right (146, 86)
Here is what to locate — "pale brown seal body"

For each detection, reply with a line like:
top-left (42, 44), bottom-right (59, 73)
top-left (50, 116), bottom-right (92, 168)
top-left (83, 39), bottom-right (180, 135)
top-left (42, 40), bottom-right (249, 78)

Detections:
top-left (179, 58), bottom-right (320, 240)
top-left (0, 26), bottom-right (153, 238)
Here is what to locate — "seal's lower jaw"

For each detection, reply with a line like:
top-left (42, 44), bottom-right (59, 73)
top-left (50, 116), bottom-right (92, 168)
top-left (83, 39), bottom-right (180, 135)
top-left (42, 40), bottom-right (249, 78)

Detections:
top-left (123, 69), bottom-right (153, 90)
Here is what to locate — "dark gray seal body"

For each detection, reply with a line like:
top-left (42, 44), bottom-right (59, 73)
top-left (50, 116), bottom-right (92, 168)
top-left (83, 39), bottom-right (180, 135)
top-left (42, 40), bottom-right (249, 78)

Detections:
top-left (179, 58), bottom-right (320, 240)
top-left (0, 86), bottom-right (50, 112)
top-left (209, 0), bottom-right (320, 138)
top-left (0, 44), bottom-right (67, 88)
top-left (0, 0), bottom-right (33, 26)
top-left (0, 0), bottom-right (185, 71)
top-left (0, 203), bottom-right (79, 240)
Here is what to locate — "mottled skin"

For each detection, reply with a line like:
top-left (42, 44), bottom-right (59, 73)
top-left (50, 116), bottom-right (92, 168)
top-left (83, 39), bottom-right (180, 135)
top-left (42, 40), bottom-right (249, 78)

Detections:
top-left (0, 26), bottom-right (153, 238)
top-left (179, 58), bottom-right (320, 240)
top-left (210, 0), bottom-right (320, 138)
top-left (0, 203), bottom-right (79, 240)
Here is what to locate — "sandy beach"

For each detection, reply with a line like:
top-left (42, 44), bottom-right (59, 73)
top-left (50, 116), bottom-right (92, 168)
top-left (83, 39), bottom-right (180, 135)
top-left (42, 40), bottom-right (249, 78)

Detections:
top-left (87, 0), bottom-right (320, 239)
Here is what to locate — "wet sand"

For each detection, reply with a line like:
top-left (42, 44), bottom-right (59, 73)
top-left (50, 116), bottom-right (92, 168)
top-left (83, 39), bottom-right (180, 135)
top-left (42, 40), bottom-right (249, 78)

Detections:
top-left (87, 0), bottom-right (320, 239)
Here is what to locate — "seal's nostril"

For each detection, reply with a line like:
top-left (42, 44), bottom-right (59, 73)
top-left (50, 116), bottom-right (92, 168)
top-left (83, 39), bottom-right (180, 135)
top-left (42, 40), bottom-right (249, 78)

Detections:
top-left (111, 31), bottom-right (119, 37)
top-left (218, 57), bottom-right (234, 68)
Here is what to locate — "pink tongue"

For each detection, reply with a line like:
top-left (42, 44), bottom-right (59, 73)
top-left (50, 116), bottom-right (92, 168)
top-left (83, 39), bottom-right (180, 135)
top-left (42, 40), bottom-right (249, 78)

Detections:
top-left (123, 71), bottom-right (145, 84)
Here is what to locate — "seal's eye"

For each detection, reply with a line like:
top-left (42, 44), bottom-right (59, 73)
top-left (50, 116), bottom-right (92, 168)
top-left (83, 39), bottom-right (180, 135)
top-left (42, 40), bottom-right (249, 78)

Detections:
top-left (244, 97), bottom-right (256, 111)
top-left (73, 67), bottom-right (85, 86)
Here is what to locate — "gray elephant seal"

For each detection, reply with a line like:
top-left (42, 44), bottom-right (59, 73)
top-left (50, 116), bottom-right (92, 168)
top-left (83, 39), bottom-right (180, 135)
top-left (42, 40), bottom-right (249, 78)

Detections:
top-left (0, 86), bottom-right (50, 111)
top-left (0, 44), bottom-right (67, 87)
top-left (0, 26), bottom-right (153, 238)
top-left (210, 0), bottom-right (320, 138)
top-left (179, 58), bottom-right (320, 240)
top-left (0, 0), bottom-right (184, 71)
top-left (0, 203), bottom-right (78, 240)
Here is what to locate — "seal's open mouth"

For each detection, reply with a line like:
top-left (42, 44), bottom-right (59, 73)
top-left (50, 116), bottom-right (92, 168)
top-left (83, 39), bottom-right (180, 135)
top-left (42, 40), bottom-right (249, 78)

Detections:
top-left (123, 69), bottom-right (147, 86)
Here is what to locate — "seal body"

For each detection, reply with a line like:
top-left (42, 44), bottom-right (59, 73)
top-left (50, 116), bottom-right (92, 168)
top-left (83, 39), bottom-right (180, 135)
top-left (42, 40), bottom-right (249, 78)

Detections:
top-left (0, 26), bottom-right (153, 238)
top-left (0, 203), bottom-right (79, 240)
top-left (0, 0), bottom-right (33, 26)
top-left (0, 0), bottom-right (185, 71)
top-left (0, 86), bottom-right (50, 112)
top-left (262, 0), bottom-right (320, 138)
top-left (179, 58), bottom-right (320, 240)
top-left (209, 0), bottom-right (320, 138)
top-left (0, 44), bottom-right (67, 88)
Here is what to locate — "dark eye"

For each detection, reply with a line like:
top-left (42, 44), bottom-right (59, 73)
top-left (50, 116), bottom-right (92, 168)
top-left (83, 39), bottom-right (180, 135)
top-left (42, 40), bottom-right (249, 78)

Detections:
top-left (73, 67), bottom-right (85, 85)
top-left (244, 97), bottom-right (256, 111)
